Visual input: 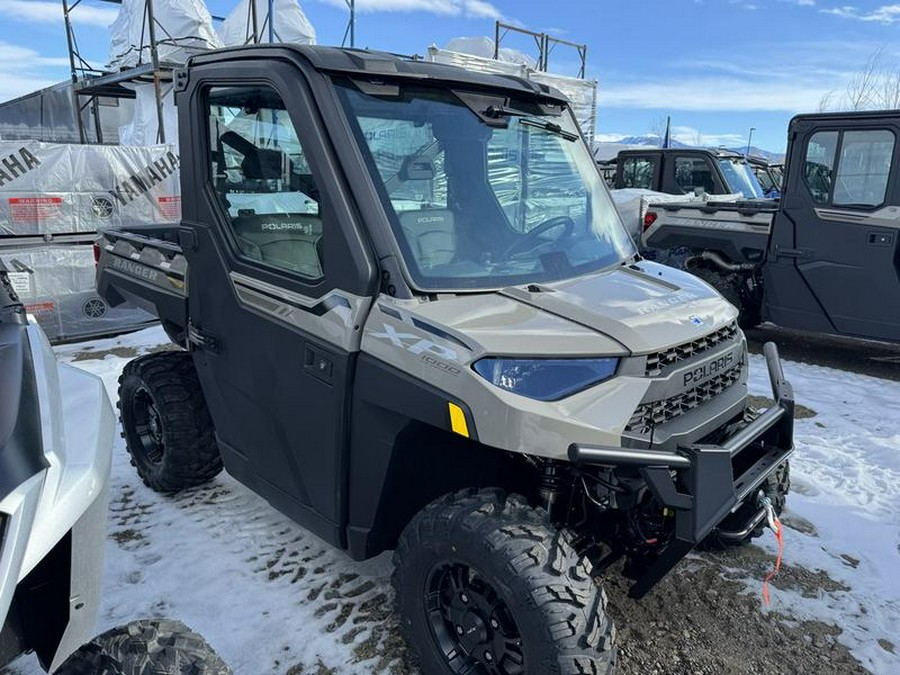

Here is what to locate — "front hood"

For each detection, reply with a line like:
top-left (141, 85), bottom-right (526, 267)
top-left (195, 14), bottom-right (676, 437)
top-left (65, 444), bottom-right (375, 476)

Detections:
top-left (500, 261), bottom-right (736, 354)
top-left (401, 261), bottom-right (736, 357)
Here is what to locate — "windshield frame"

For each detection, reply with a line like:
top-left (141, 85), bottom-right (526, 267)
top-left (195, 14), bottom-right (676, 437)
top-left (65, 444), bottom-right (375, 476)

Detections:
top-left (333, 78), bottom-right (636, 294)
top-left (717, 157), bottom-right (766, 199)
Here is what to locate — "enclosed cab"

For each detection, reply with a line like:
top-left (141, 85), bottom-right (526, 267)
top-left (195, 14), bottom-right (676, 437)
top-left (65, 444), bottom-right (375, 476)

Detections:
top-left (96, 45), bottom-right (795, 675)
top-left (614, 147), bottom-right (768, 199)
top-left (747, 156), bottom-right (782, 198)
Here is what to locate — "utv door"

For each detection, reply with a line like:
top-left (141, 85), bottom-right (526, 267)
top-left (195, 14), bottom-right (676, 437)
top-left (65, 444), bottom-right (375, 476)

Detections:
top-left (178, 63), bottom-right (375, 545)
top-left (782, 120), bottom-right (900, 341)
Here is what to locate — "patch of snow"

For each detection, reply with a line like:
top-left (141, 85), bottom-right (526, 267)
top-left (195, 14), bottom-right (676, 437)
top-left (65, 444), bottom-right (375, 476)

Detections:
top-left (747, 353), bottom-right (900, 672)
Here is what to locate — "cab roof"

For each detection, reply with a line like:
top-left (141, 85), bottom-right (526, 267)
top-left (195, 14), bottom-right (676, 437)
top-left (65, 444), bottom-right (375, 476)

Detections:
top-left (187, 44), bottom-right (567, 103)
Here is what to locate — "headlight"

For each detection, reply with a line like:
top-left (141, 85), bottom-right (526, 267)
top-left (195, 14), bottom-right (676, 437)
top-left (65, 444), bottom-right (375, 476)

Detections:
top-left (472, 357), bottom-right (619, 401)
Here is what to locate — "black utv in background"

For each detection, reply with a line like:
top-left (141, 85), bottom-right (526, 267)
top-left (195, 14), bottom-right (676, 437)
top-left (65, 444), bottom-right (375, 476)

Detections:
top-left (643, 110), bottom-right (900, 343)
top-left (614, 147), bottom-right (768, 198)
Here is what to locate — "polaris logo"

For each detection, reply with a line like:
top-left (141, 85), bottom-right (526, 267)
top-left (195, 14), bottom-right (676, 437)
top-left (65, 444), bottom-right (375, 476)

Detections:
top-left (683, 351), bottom-right (736, 387)
top-left (260, 222), bottom-right (305, 231)
top-left (690, 315), bottom-right (704, 327)
top-left (417, 216), bottom-right (444, 224)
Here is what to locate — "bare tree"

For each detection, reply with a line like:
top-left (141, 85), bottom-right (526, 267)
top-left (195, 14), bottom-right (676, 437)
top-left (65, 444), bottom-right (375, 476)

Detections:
top-left (646, 115), bottom-right (668, 145)
top-left (844, 49), bottom-right (882, 110)
top-left (821, 47), bottom-right (900, 112)
top-left (877, 68), bottom-right (900, 109)
top-left (818, 90), bottom-right (836, 113)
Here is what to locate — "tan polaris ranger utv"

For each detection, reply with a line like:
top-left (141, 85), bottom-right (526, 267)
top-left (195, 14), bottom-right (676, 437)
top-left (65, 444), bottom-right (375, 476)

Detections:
top-left (95, 45), bottom-right (795, 674)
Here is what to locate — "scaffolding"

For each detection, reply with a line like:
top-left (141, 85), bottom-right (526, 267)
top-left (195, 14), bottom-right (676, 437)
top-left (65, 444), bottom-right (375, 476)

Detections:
top-left (493, 21), bottom-right (588, 79)
top-left (61, 0), bottom-right (231, 145)
top-left (61, 1), bottom-right (356, 145)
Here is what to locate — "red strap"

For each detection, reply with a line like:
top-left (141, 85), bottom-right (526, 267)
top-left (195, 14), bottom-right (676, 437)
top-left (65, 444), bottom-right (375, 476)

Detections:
top-left (762, 517), bottom-right (784, 606)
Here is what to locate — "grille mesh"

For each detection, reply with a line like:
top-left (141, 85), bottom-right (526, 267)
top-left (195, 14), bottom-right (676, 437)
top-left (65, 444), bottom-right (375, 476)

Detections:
top-left (645, 321), bottom-right (739, 377)
top-left (626, 362), bottom-right (744, 434)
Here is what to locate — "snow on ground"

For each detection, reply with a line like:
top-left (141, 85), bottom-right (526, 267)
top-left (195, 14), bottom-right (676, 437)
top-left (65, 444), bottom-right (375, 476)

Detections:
top-left (5, 326), bottom-right (900, 674)
top-left (745, 353), bottom-right (900, 672)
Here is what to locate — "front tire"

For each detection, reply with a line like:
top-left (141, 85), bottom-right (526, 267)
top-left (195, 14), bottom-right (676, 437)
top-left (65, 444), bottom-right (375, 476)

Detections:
top-left (393, 489), bottom-right (616, 675)
top-left (54, 619), bottom-right (230, 675)
top-left (118, 352), bottom-right (222, 493)
top-left (691, 266), bottom-right (761, 329)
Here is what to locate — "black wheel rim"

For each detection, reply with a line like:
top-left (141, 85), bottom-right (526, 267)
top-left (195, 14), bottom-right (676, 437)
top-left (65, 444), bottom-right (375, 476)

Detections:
top-left (425, 562), bottom-right (525, 675)
top-left (130, 387), bottom-right (165, 466)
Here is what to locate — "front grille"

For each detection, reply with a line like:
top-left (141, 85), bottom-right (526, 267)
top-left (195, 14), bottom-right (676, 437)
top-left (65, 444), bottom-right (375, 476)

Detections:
top-left (625, 362), bottom-right (744, 434)
top-left (645, 321), bottom-right (739, 377)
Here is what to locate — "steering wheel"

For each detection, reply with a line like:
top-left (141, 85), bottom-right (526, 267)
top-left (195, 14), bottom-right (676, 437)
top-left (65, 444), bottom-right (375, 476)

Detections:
top-left (501, 215), bottom-right (575, 259)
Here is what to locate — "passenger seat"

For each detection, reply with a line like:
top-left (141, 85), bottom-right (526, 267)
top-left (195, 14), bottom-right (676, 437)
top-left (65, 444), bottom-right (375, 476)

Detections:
top-left (397, 209), bottom-right (456, 269)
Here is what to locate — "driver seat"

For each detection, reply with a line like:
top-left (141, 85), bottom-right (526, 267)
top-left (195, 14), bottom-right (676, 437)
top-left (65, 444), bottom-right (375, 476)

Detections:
top-left (398, 209), bottom-right (457, 269)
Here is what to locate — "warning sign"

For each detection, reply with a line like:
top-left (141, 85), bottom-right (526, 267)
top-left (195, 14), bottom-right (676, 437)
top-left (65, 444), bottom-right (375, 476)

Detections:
top-left (9, 197), bottom-right (63, 223)
top-left (158, 195), bottom-right (181, 220)
top-left (25, 301), bottom-right (55, 315)
top-left (7, 271), bottom-right (30, 295)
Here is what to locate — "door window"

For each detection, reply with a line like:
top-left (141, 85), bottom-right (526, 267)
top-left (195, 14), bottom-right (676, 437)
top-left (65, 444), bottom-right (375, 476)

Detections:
top-left (620, 156), bottom-right (656, 189)
top-left (207, 85), bottom-right (324, 281)
top-left (803, 131), bottom-right (838, 205)
top-left (674, 156), bottom-right (715, 194)
top-left (803, 129), bottom-right (895, 208)
top-left (833, 130), bottom-right (895, 207)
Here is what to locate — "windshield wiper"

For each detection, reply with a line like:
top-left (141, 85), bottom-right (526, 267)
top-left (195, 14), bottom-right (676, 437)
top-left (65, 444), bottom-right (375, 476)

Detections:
top-left (519, 118), bottom-right (579, 142)
top-left (481, 105), bottom-right (578, 141)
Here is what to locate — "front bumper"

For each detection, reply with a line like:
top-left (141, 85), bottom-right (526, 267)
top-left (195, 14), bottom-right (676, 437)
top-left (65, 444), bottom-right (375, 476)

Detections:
top-left (569, 342), bottom-right (795, 597)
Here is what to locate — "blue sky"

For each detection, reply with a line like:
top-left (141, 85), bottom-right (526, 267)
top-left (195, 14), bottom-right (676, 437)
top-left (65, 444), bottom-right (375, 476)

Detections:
top-left (0, 0), bottom-right (897, 152)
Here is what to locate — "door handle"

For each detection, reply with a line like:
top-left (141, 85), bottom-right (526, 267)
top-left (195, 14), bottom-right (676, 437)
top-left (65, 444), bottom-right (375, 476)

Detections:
top-left (775, 246), bottom-right (812, 259)
top-left (304, 345), bottom-right (333, 383)
top-left (867, 231), bottom-right (893, 246)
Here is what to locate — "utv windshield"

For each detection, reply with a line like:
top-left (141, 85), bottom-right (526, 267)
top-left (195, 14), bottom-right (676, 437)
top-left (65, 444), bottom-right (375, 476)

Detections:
top-left (717, 158), bottom-right (765, 199)
top-left (336, 81), bottom-right (635, 291)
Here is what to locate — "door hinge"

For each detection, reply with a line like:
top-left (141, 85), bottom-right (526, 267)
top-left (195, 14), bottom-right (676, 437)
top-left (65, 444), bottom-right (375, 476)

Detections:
top-left (188, 322), bottom-right (219, 353)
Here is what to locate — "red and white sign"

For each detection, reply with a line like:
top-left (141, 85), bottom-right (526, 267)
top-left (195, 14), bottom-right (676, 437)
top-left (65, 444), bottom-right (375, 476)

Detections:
top-left (158, 195), bottom-right (181, 220)
top-left (9, 196), bottom-right (63, 223)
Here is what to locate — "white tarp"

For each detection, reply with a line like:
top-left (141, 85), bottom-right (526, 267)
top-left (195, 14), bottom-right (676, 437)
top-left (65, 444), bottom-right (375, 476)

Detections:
top-left (118, 83), bottom-right (178, 147)
top-left (444, 37), bottom-right (538, 70)
top-left (0, 141), bottom-right (181, 236)
top-left (109, 0), bottom-right (222, 69)
top-left (1, 243), bottom-right (154, 341)
top-left (426, 39), bottom-right (598, 145)
top-left (220, 0), bottom-right (317, 46)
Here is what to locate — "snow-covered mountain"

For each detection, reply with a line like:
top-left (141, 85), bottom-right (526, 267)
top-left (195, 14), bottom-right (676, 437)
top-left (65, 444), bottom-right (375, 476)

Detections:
top-left (597, 134), bottom-right (784, 162)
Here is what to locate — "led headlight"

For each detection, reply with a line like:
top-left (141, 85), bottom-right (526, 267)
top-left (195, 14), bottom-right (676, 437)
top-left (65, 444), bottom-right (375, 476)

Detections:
top-left (472, 357), bottom-right (619, 401)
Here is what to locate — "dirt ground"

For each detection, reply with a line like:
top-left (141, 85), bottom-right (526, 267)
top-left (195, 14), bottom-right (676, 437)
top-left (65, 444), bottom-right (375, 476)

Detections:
top-left (605, 545), bottom-right (869, 675)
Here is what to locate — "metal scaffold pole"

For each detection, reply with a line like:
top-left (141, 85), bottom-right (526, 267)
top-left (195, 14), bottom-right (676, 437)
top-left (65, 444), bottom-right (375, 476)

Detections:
top-left (342, 0), bottom-right (356, 48)
top-left (144, 0), bottom-right (167, 144)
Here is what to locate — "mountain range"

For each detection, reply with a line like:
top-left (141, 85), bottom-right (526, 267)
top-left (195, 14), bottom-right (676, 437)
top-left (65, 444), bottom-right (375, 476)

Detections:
top-left (603, 135), bottom-right (785, 162)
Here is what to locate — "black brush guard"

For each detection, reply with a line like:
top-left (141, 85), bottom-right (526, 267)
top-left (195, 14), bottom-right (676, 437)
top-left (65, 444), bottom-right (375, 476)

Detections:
top-left (569, 342), bottom-right (795, 598)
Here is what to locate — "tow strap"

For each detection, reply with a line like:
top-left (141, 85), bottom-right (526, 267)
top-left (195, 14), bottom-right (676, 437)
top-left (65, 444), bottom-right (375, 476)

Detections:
top-left (761, 495), bottom-right (784, 606)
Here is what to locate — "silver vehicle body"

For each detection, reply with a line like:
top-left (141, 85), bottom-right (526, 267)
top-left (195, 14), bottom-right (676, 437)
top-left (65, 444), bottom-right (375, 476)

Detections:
top-left (0, 321), bottom-right (114, 671)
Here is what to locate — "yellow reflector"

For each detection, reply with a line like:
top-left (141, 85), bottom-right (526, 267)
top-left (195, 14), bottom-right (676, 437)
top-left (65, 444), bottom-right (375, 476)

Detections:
top-left (448, 402), bottom-right (470, 438)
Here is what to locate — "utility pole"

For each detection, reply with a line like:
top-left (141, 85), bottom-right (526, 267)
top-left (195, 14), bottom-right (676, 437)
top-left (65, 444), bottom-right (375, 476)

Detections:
top-left (746, 127), bottom-right (756, 157)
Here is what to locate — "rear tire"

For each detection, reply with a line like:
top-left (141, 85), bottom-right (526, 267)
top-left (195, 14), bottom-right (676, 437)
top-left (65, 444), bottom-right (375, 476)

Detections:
top-left (54, 619), bottom-right (230, 675)
top-left (118, 352), bottom-right (222, 493)
top-left (393, 489), bottom-right (616, 675)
